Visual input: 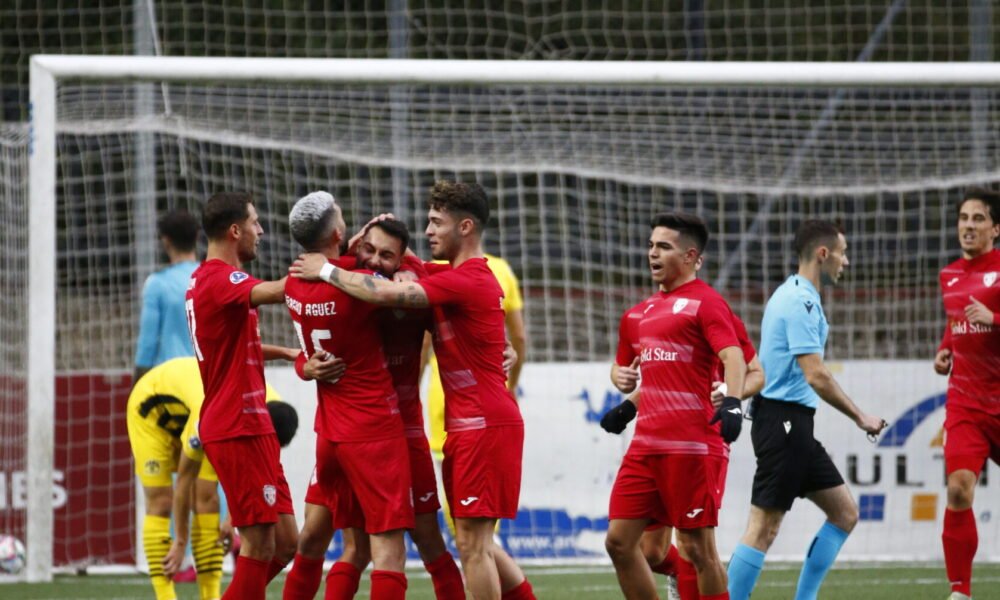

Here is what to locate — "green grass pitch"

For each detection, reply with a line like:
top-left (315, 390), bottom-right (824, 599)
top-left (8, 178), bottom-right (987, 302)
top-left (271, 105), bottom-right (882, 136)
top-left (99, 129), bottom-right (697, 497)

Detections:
top-left (4, 563), bottom-right (1000, 599)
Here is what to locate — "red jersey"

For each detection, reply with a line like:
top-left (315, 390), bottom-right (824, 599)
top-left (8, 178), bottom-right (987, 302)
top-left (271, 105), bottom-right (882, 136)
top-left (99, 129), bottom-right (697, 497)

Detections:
top-left (416, 257), bottom-right (522, 432)
top-left (185, 259), bottom-right (273, 443)
top-left (285, 261), bottom-right (403, 443)
top-left (938, 248), bottom-right (1000, 415)
top-left (616, 279), bottom-right (740, 457)
top-left (379, 256), bottom-right (433, 434)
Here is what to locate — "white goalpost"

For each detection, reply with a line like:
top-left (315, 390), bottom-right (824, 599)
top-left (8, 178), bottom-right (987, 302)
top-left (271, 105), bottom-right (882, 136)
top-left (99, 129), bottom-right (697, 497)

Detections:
top-left (21, 55), bottom-right (1000, 582)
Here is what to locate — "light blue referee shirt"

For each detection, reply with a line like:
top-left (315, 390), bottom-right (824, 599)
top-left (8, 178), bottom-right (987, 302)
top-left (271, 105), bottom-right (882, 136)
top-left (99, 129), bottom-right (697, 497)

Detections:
top-left (134, 260), bottom-right (198, 368)
top-left (759, 274), bottom-right (829, 408)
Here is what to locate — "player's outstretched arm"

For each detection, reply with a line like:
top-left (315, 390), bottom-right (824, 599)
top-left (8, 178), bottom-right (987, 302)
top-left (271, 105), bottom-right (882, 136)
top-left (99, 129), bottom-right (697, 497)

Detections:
top-left (262, 344), bottom-right (300, 362)
top-left (163, 453), bottom-right (200, 578)
top-left (290, 253), bottom-right (429, 308)
top-left (797, 353), bottom-right (886, 435)
top-left (250, 277), bottom-right (287, 307)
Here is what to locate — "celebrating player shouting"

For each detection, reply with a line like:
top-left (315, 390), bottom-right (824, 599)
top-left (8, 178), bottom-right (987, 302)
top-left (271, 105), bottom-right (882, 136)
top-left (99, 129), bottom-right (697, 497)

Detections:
top-left (934, 189), bottom-right (1000, 600)
top-left (185, 192), bottom-right (297, 600)
top-left (605, 213), bottom-right (747, 600)
top-left (292, 181), bottom-right (534, 600)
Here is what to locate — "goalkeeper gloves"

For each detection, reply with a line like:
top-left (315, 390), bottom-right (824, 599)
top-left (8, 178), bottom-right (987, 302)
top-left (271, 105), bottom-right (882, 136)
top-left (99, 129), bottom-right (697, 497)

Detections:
top-left (710, 396), bottom-right (743, 443)
top-left (600, 399), bottom-right (637, 435)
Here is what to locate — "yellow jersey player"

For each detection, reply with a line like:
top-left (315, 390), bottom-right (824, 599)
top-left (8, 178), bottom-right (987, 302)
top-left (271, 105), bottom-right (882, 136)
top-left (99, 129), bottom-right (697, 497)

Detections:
top-left (126, 357), bottom-right (298, 600)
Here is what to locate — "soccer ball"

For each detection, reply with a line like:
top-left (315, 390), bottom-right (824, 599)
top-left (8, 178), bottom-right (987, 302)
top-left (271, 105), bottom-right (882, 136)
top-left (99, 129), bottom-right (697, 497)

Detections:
top-left (0, 535), bottom-right (26, 574)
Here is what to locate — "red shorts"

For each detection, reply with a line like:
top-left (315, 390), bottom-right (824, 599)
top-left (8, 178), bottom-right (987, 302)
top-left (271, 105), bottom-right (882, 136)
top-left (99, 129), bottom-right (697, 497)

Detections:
top-left (609, 453), bottom-right (723, 530)
top-left (304, 466), bottom-right (364, 530)
top-left (316, 436), bottom-right (414, 534)
top-left (944, 403), bottom-right (1000, 475)
top-left (442, 425), bottom-right (523, 519)
top-left (204, 435), bottom-right (293, 528)
top-left (408, 434), bottom-right (441, 515)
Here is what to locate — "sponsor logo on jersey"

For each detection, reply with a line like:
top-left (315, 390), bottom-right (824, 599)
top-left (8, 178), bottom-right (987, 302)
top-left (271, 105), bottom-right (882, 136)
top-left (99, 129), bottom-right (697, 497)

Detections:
top-left (946, 276), bottom-right (960, 288)
top-left (804, 300), bottom-right (814, 313)
top-left (263, 484), bottom-right (277, 506)
top-left (984, 272), bottom-right (997, 287)
top-left (230, 271), bottom-right (249, 284)
top-left (672, 298), bottom-right (689, 314)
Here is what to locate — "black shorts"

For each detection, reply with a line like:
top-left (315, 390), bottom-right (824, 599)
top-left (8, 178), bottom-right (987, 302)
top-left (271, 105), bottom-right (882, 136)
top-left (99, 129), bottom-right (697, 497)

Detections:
top-left (750, 397), bottom-right (844, 511)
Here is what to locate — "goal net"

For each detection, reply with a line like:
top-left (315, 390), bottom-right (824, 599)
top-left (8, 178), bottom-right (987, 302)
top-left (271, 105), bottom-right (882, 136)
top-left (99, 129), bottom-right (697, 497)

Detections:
top-left (7, 56), bottom-right (1000, 579)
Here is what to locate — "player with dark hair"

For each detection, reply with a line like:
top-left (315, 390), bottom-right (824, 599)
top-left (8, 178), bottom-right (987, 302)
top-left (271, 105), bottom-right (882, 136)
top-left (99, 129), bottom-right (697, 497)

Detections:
top-left (604, 212), bottom-right (746, 600)
top-left (728, 219), bottom-right (886, 600)
top-left (185, 192), bottom-right (297, 600)
top-left (291, 180), bottom-right (535, 600)
top-left (933, 188), bottom-right (1000, 600)
top-left (134, 210), bottom-right (200, 383)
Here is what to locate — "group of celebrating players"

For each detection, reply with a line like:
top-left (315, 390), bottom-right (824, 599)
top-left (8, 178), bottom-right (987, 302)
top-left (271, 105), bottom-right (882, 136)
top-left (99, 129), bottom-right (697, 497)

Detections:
top-left (127, 181), bottom-right (1000, 600)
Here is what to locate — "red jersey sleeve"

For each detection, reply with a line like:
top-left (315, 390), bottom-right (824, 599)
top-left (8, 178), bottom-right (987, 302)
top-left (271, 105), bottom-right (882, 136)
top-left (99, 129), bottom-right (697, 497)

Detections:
top-left (616, 308), bottom-right (638, 366)
top-left (698, 296), bottom-right (740, 355)
top-left (422, 261), bottom-right (452, 275)
top-left (732, 313), bottom-right (757, 362)
top-left (213, 270), bottom-right (262, 308)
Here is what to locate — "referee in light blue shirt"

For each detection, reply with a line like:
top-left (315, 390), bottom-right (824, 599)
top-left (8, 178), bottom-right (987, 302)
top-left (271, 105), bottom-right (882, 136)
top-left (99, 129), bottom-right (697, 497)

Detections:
top-left (134, 211), bottom-right (200, 383)
top-left (728, 220), bottom-right (887, 600)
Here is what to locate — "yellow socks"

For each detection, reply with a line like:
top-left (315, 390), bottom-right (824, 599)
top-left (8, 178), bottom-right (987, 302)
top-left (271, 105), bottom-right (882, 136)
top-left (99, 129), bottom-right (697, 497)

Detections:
top-left (143, 515), bottom-right (176, 600)
top-left (192, 512), bottom-right (224, 600)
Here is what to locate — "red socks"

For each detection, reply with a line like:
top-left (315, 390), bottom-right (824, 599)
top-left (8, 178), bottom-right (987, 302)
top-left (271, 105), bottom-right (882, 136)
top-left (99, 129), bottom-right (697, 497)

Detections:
top-left (223, 555), bottom-right (269, 600)
top-left (676, 556), bottom-right (700, 600)
top-left (325, 561), bottom-right (362, 600)
top-left (424, 552), bottom-right (466, 599)
top-left (282, 553), bottom-right (325, 600)
top-left (652, 544), bottom-right (680, 577)
top-left (370, 570), bottom-right (407, 600)
top-left (943, 507), bottom-right (978, 596)
top-left (501, 579), bottom-right (537, 600)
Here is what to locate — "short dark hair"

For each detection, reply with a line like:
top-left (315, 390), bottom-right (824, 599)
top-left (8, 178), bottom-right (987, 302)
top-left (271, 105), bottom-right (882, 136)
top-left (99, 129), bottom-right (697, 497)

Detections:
top-left (960, 187), bottom-right (1000, 223)
top-left (794, 219), bottom-right (843, 260)
top-left (369, 218), bottom-right (410, 253)
top-left (267, 401), bottom-right (299, 448)
top-left (202, 192), bottom-right (253, 240)
top-left (157, 210), bottom-right (198, 253)
top-left (428, 180), bottom-right (489, 232)
top-left (650, 212), bottom-right (709, 253)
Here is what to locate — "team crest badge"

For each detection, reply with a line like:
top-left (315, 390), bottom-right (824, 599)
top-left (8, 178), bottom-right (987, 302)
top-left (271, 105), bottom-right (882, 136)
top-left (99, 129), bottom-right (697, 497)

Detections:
top-left (144, 460), bottom-right (161, 476)
top-left (263, 485), bottom-right (277, 506)
top-left (984, 272), bottom-right (997, 288)
top-left (230, 271), bottom-right (249, 284)
top-left (188, 434), bottom-right (202, 450)
top-left (672, 298), bottom-right (689, 314)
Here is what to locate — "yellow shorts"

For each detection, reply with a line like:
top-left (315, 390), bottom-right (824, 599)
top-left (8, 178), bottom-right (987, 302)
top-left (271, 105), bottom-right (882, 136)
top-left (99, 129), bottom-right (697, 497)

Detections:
top-left (126, 395), bottom-right (216, 487)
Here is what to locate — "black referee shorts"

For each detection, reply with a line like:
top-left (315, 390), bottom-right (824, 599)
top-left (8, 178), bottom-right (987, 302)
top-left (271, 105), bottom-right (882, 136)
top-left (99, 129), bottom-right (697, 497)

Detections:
top-left (750, 397), bottom-right (844, 511)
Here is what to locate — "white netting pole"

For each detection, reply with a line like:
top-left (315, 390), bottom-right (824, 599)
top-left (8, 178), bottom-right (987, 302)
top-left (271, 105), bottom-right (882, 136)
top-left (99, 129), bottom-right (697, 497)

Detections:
top-left (27, 56), bottom-right (56, 583)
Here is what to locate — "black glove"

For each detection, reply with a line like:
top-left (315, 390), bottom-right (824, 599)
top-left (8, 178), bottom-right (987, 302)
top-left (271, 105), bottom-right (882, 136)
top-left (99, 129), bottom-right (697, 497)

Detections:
top-left (600, 400), bottom-right (637, 434)
top-left (710, 396), bottom-right (743, 443)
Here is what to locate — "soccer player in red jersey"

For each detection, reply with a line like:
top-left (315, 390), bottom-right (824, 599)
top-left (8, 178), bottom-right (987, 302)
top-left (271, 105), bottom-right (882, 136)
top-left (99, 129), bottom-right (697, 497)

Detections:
top-left (604, 307), bottom-right (764, 600)
top-left (281, 192), bottom-right (414, 600)
top-left (292, 181), bottom-right (535, 600)
top-left (604, 213), bottom-right (746, 600)
top-left (184, 192), bottom-right (297, 600)
top-left (934, 188), bottom-right (1000, 600)
top-left (282, 211), bottom-right (465, 600)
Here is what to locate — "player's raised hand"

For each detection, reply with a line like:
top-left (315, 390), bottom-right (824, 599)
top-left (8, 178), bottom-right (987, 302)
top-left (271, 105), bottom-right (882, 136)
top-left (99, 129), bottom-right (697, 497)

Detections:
top-left (965, 296), bottom-right (994, 326)
top-left (162, 539), bottom-right (186, 579)
top-left (303, 351), bottom-right (346, 383)
top-left (933, 348), bottom-right (953, 375)
top-left (289, 253), bottom-right (329, 280)
top-left (346, 213), bottom-right (396, 255)
top-left (613, 357), bottom-right (640, 393)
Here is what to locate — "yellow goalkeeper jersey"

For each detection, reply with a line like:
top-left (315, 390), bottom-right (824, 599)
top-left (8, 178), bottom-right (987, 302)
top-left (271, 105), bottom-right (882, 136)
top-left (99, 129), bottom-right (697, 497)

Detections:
top-left (427, 253), bottom-right (523, 453)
